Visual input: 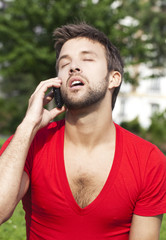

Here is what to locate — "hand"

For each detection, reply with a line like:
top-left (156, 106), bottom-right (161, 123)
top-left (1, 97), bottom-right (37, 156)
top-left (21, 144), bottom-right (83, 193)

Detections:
top-left (23, 78), bottom-right (65, 132)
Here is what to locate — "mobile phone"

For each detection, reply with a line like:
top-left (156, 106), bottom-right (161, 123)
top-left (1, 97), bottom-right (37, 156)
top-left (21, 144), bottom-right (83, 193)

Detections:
top-left (53, 87), bottom-right (64, 109)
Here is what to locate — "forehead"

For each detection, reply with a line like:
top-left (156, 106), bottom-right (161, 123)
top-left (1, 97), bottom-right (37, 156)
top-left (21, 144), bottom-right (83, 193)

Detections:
top-left (59, 37), bottom-right (106, 58)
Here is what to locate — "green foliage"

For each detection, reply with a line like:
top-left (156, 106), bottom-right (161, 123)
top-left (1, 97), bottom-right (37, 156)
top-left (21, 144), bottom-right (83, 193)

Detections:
top-left (0, 95), bottom-right (27, 135)
top-left (0, 137), bottom-right (6, 148)
top-left (120, 117), bottom-right (145, 136)
top-left (146, 110), bottom-right (166, 154)
top-left (120, 110), bottom-right (166, 155)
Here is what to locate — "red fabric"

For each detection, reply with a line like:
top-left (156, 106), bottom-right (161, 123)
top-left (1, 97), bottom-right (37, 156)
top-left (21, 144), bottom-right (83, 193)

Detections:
top-left (1, 120), bottom-right (166, 239)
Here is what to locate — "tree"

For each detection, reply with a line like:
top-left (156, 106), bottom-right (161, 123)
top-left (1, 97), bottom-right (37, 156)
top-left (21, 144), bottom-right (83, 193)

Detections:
top-left (120, 117), bottom-right (145, 136)
top-left (120, 111), bottom-right (166, 155)
top-left (146, 110), bottom-right (166, 154)
top-left (0, 0), bottom-right (165, 134)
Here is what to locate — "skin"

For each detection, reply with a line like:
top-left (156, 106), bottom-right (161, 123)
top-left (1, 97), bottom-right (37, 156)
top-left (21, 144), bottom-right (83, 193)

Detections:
top-left (0, 78), bottom-right (65, 222)
top-left (0, 37), bottom-right (163, 239)
top-left (58, 37), bottom-right (110, 110)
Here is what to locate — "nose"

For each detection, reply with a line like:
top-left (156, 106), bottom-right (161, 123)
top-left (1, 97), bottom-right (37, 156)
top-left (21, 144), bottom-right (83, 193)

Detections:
top-left (69, 66), bottom-right (81, 75)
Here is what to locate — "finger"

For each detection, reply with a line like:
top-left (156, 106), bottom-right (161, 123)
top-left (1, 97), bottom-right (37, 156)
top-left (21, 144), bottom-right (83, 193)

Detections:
top-left (30, 79), bottom-right (62, 106)
top-left (34, 78), bottom-right (62, 94)
top-left (43, 90), bottom-right (54, 106)
top-left (34, 78), bottom-right (60, 92)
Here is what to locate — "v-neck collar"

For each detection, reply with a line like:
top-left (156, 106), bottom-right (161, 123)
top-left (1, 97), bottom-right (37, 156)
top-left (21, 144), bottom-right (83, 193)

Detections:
top-left (57, 122), bottom-right (123, 215)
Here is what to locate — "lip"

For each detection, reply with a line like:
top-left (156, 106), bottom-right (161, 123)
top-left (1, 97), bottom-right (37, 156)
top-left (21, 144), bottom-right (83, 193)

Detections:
top-left (68, 76), bottom-right (85, 88)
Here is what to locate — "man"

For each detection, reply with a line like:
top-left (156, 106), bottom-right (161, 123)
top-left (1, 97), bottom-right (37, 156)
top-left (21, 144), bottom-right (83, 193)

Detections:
top-left (0, 23), bottom-right (166, 240)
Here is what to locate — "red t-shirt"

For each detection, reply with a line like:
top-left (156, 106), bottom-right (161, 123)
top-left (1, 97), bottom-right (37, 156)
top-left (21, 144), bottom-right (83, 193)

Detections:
top-left (1, 120), bottom-right (166, 239)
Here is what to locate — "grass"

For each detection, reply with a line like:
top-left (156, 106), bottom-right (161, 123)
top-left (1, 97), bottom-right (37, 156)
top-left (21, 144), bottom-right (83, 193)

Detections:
top-left (1, 138), bottom-right (166, 239)
top-left (0, 202), bottom-right (26, 240)
top-left (160, 215), bottom-right (166, 240)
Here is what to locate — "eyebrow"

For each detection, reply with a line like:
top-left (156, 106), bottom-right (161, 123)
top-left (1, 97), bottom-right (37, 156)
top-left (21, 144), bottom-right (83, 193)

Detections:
top-left (58, 54), bottom-right (70, 65)
top-left (81, 51), bottom-right (98, 57)
top-left (56, 55), bottom-right (71, 70)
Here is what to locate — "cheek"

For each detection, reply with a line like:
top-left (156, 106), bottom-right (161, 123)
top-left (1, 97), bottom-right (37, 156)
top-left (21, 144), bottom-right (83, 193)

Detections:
top-left (99, 62), bottom-right (108, 76)
top-left (91, 65), bottom-right (108, 81)
top-left (57, 68), bottom-right (69, 82)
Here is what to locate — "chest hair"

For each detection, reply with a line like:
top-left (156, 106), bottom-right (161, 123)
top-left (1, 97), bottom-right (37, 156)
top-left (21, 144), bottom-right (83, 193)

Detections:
top-left (69, 173), bottom-right (105, 208)
top-left (64, 143), bottom-right (115, 209)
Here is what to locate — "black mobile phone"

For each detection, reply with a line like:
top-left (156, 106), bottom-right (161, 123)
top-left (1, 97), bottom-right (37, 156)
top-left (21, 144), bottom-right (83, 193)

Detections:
top-left (53, 87), bottom-right (64, 109)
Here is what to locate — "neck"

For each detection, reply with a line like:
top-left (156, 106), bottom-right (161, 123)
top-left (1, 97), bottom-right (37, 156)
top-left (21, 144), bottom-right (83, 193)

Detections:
top-left (64, 101), bottom-right (115, 149)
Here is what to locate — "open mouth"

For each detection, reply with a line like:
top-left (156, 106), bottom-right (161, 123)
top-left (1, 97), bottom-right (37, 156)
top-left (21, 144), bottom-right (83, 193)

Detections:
top-left (69, 78), bottom-right (85, 88)
top-left (71, 80), bottom-right (84, 87)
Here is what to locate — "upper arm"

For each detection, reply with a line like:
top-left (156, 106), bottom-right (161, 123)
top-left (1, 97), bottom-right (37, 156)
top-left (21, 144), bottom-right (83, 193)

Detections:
top-left (17, 171), bottom-right (30, 202)
top-left (1, 171), bottom-right (30, 224)
top-left (129, 214), bottom-right (163, 240)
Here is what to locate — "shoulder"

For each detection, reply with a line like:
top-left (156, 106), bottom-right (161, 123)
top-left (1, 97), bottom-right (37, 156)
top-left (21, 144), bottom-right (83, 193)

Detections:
top-left (115, 123), bottom-right (156, 150)
top-left (31, 119), bottom-right (65, 149)
top-left (36, 119), bottom-right (65, 138)
top-left (115, 123), bottom-right (166, 166)
top-left (39, 119), bottom-right (65, 132)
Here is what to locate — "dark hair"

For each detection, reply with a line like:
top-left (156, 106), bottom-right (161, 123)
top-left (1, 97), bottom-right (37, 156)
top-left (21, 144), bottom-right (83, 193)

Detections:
top-left (53, 23), bottom-right (124, 110)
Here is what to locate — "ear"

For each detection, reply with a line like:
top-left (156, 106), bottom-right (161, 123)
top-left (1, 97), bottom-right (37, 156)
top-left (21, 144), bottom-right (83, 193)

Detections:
top-left (108, 71), bottom-right (121, 90)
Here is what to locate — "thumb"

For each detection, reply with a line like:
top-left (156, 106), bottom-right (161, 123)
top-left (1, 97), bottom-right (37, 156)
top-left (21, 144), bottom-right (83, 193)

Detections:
top-left (49, 106), bottom-right (66, 120)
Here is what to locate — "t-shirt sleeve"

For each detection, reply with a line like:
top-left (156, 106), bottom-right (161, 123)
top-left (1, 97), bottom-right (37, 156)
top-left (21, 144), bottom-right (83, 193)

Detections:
top-left (134, 146), bottom-right (166, 216)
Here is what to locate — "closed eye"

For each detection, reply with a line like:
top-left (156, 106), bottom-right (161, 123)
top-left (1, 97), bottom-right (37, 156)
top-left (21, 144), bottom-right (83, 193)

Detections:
top-left (83, 59), bottom-right (94, 61)
top-left (60, 62), bottom-right (70, 68)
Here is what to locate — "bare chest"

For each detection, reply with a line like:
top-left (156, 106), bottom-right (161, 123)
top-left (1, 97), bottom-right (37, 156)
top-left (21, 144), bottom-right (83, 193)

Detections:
top-left (64, 147), bottom-right (114, 209)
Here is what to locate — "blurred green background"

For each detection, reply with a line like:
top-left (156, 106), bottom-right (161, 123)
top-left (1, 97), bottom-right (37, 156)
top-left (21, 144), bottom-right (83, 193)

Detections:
top-left (0, 0), bottom-right (166, 238)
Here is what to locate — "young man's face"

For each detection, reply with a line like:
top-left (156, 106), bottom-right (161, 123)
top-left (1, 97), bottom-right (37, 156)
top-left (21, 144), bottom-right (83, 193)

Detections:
top-left (57, 37), bottom-right (110, 110)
